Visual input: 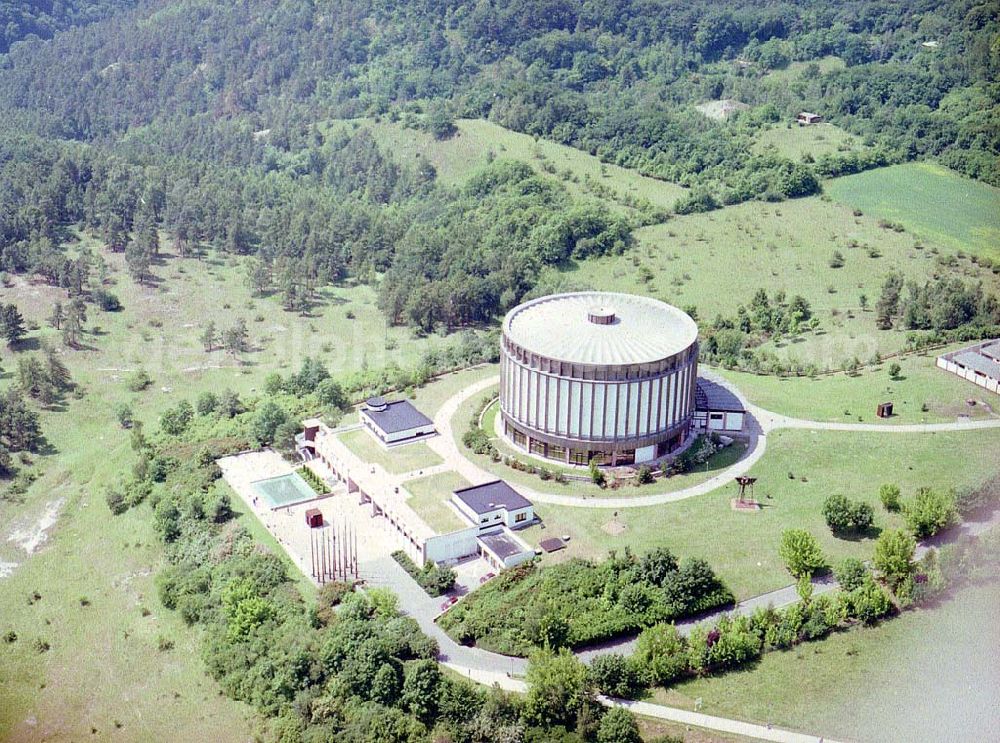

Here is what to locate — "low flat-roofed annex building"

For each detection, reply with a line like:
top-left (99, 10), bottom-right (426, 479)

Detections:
top-left (937, 340), bottom-right (1000, 394)
top-left (451, 480), bottom-right (535, 530)
top-left (694, 378), bottom-right (746, 432)
top-left (423, 480), bottom-right (536, 570)
top-left (360, 396), bottom-right (436, 445)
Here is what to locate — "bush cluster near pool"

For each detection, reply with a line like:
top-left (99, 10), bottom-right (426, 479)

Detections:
top-left (439, 547), bottom-right (733, 655)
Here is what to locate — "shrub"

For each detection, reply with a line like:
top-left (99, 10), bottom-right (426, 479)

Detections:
top-left (846, 578), bottom-right (893, 625)
top-left (823, 494), bottom-right (875, 534)
top-left (873, 529), bottom-right (915, 591)
top-left (160, 401), bottom-right (194, 436)
top-left (635, 465), bottom-right (654, 485)
top-left (588, 654), bottom-right (644, 698)
top-left (196, 391), bottom-right (218, 416)
top-left (105, 488), bottom-right (127, 515)
top-left (829, 250), bottom-right (845, 268)
top-left (707, 615), bottom-right (762, 670)
top-left (391, 551), bottom-right (456, 597)
top-left (778, 529), bottom-right (826, 578)
top-left (834, 557), bottom-right (868, 591)
top-left (125, 368), bottom-right (152, 392)
top-left (821, 494), bottom-right (851, 532)
top-left (634, 623), bottom-right (688, 687)
top-left (904, 487), bottom-right (957, 538)
top-left (589, 458), bottom-right (606, 487)
top-left (113, 403), bottom-right (134, 429)
top-left (93, 289), bottom-right (122, 312)
top-left (888, 362), bottom-right (902, 379)
top-left (879, 483), bottom-right (901, 512)
top-left (597, 707), bottom-right (642, 743)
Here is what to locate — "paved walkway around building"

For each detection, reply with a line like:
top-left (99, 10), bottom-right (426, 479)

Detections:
top-left (426, 373), bottom-right (1000, 509)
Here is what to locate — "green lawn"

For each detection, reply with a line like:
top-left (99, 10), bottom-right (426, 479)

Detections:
top-left (328, 117), bottom-right (687, 215)
top-left (657, 583), bottom-right (1000, 743)
top-left (548, 195), bottom-right (999, 368)
top-left (714, 346), bottom-right (1000, 424)
top-left (752, 121), bottom-right (862, 161)
top-left (518, 428), bottom-right (1000, 600)
top-left (339, 428), bottom-right (443, 475)
top-left (403, 471), bottom-right (472, 534)
top-left (826, 162), bottom-right (1000, 261)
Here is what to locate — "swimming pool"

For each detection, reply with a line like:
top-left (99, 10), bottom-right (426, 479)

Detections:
top-left (251, 472), bottom-right (317, 509)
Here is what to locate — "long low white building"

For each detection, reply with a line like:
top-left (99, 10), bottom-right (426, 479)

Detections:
top-left (937, 341), bottom-right (1000, 395)
top-left (299, 418), bottom-right (535, 570)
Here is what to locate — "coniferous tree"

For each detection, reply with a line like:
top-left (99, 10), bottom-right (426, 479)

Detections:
top-left (200, 321), bottom-right (217, 352)
top-left (0, 303), bottom-right (27, 346)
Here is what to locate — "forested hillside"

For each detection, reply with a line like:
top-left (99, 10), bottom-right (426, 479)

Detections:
top-left (0, 0), bottom-right (138, 53)
top-left (1, 0), bottom-right (998, 333)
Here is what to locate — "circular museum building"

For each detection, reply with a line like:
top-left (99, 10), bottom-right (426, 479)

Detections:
top-left (500, 292), bottom-right (699, 466)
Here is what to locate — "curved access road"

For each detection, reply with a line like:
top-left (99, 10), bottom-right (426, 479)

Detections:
top-left (427, 373), bottom-right (1000, 510)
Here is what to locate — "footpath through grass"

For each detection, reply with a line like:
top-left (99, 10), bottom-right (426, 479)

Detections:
top-left (826, 162), bottom-right (1000, 261)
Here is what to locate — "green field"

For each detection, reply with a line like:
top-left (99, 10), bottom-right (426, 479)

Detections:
top-left (762, 55), bottom-right (845, 83)
top-left (331, 117), bottom-right (687, 214)
top-left (715, 347), bottom-right (999, 424)
top-left (403, 471), bottom-right (472, 534)
top-left (339, 429), bottom-right (443, 475)
top-left (658, 583), bottom-right (1000, 743)
top-left (548, 195), bottom-right (1000, 368)
top-left (519, 428), bottom-right (1000, 600)
top-left (826, 162), bottom-right (1000, 260)
top-left (0, 240), bottom-right (454, 739)
top-left (752, 121), bottom-right (862, 161)
top-left (0, 396), bottom-right (256, 742)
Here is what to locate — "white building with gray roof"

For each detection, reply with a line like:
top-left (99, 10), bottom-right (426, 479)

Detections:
top-left (360, 396), bottom-right (436, 445)
top-left (937, 341), bottom-right (1000, 394)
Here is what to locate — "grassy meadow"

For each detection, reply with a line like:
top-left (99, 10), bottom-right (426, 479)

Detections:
top-left (826, 162), bottom-right (1000, 261)
top-left (752, 121), bottom-right (862, 161)
top-left (549, 195), bottom-right (999, 368)
top-left (519, 427), bottom-right (1000, 600)
top-left (330, 117), bottom-right (687, 215)
top-left (715, 346), bottom-right (1000, 424)
top-left (0, 239), bottom-right (454, 739)
top-left (762, 55), bottom-right (846, 84)
top-left (658, 582), bottom-right (1000, 743)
